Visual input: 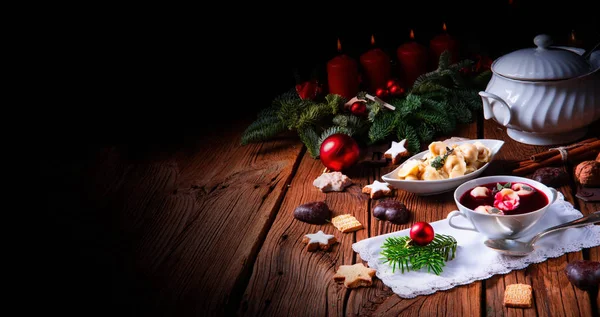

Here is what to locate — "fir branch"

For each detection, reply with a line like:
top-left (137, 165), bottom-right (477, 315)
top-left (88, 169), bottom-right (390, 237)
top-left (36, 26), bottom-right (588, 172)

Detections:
top-left (272, 88), bottom-right (300, 107)
top-left (367, 101), bottom-right (381, 122)
top-left (413, 70), bottom-right (445, 92)
top-left (417, 122), bottom-right (435, 143)
top-left (368, 110), bottom-right (397, 144)
top-left (402, 124), bottom-right (421, 154)
top-left (298, 127), bottom-right (320, 158)
top-left (380, 233), bottom-right (457, 275)
top-left (396, 94), bottom-right (423, 119)
top-left (420, 97), bottom-right (449, 114)
top-left (413, 109), bottom-right (456, 135)
top-left (332, 114), bottom-right (365, 130)
top-left (295, 102), bottom-right (334, 130)
top-left (278, 98), bottom-right (312, 129)
top-left (324, 94), bottom-right (344, 115)
top-left (410, 81), bottom-right (450, 95)
top-left (448, 59), bottom-right (474, 72)
top-left (473, 70), bottom-right (493, 88)
top-left (448, 100), bottom-right (473, 123)
top-left (437, 50), bottom-right (452, 70)
top-left (241, 117), bottom-right (286, 145)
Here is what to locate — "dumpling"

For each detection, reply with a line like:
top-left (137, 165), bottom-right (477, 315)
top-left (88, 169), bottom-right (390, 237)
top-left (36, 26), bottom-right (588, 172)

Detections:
top-left (397, 159), bottom-right (421, 179)
top-left (465, 164), bottom-right (478, 174)
top-left (443, 155), bottom-right (467, 178)
top-left (428, 141), bottom-right (449, 158)
top-left (474, 141), bottom-right (492, 162)
top-left (456, 143), bottom-right (478, 165)
top-left (421, 165), bottom-right (447, 180)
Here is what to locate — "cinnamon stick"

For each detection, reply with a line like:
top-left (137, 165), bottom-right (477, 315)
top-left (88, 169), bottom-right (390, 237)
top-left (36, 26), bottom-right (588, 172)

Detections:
top-left (530, 137), bottom-right (598, 162)
top-left (513, 140), bottom-right (600, 175)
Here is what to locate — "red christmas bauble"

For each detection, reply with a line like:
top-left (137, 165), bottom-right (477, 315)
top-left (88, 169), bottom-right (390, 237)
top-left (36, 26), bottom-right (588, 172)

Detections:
top-left (319, 134), bottom-right (360, 171)
top-left (350, 101), bottom-right (367, 116)
top-left (409, 222), bottom-right (435, 246)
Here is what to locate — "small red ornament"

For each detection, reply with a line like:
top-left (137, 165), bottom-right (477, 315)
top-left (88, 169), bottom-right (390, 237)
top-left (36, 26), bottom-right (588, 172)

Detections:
top-left (386, 79), bottom-right (396, 89)
top-left (350, 101), bottom-right (367, 116)
top-left (389, 84), bottom-right (405, 96)
top-left (319, 134), bottom-right (360, 171)
top-left (409, 221), bottom-right (435, 246)
top-left (375, 88), bottom-right (388, 98)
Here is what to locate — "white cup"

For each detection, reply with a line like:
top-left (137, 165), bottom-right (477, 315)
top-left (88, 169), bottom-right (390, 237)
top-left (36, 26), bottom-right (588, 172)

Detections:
top-left (447, 175), bottom-right (558, 239)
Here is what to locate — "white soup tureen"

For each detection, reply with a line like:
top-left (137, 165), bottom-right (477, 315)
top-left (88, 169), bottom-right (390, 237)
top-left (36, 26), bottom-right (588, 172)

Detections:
top-left (479, 34), bottom-right (600, 145)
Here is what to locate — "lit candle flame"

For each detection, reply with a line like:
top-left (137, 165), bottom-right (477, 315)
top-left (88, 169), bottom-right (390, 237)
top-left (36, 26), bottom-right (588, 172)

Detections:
top-left (337, 38), bottom-right (342, 52)
top-left (410, 29), bottom-right (415, 40)
top-left (571, 30), bottom-right (576, 41)
top-left (443, 22), bottom-right (447, 32)
top-left (371, 34), bottom-right (375, 46)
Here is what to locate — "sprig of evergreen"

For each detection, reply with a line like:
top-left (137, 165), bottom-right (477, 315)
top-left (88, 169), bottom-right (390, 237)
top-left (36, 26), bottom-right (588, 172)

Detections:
top-left (380, 233), bottom-right (457, 275)
top-left (241, 52), bottom-right (490, 158)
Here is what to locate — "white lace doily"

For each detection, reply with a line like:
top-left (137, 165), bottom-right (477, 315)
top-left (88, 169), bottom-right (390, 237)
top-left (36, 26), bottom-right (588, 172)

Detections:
top-left (352, 193), bottom-right (600, 298)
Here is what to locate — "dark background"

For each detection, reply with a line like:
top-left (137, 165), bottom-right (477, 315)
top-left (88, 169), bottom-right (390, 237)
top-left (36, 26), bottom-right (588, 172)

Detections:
top-left (36, 0), bottom-right (599, 154)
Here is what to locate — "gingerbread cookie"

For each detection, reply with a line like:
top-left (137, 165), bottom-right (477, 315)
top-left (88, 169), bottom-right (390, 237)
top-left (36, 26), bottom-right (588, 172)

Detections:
top-left (362, 180), bottom-right (393, 199)
top-left (503, 284), bottom-right (533, 308)
top-left (313, 172), bottom-right (353, 192)
top-left (302, 230), bottom-right (337, 252)
top-left (331, 214), bottom-right (363, 233)
top-left (384, 139), bottom-right (409, 164)
top-left (333, 263), bottom-right (377, 288)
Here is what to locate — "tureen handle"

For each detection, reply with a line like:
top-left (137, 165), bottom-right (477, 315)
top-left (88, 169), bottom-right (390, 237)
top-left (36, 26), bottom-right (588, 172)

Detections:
top-left (478, 91), bottom-right (512, 126)
top-left (534, 34), bottom-right (552, 50)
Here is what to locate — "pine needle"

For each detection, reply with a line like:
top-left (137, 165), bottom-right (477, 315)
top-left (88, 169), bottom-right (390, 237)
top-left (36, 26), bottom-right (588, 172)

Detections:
top-left (380, 234), bottom-right (457, 275)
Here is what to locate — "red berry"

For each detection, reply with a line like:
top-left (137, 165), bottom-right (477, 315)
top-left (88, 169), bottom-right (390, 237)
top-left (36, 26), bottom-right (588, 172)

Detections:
top-left (409, 222), bottom-right (435, 246)
top-left (376, 88), bottom-right (389, 98)
top-left (386, 79), bottom-right (396, 89)
top-left (389, 84), bottom-right (404, 95)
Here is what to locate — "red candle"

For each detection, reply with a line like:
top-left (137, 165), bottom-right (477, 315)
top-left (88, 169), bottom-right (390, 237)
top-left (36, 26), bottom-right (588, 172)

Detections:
top-left (396, 29), bottom-right (428, 87)
top-left (429, 22), bottom-right (459, 69)
top-left (327, 39), bottom-right (359, 99)
top-left (359, 35), bottom-right (391, 93)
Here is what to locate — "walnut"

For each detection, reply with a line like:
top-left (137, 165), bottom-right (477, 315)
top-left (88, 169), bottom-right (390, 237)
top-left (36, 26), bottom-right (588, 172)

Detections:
top-left (574, 160), bottom-right (600, 187)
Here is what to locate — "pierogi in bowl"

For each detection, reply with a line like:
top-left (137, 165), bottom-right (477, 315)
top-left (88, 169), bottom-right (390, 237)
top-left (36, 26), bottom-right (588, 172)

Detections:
top-left (382, 139), bottom-right (504, 195)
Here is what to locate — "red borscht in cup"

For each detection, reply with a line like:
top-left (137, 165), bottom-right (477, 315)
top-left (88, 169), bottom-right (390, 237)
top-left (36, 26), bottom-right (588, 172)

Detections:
top-left (459, 182), bottom-right (548, 216)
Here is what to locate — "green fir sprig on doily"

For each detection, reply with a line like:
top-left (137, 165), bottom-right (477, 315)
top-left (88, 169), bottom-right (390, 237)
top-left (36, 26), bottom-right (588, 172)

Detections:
top-left (241, 51), bottom-right (492, 158)
top-left (380, 233), bottom-right (457, 275)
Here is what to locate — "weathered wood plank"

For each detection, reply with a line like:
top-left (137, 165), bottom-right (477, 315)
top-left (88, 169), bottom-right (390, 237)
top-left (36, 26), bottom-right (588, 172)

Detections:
top-left (483, 120), bottom-right (591, 316)
top-left (63, 119), bottom-right (306, 316)
top-left (347, 123), bottom-right (482, 317)
top-left (577, 195), bottom-right (600, 311)
top-left (240, 148), bottom-right (372, 317)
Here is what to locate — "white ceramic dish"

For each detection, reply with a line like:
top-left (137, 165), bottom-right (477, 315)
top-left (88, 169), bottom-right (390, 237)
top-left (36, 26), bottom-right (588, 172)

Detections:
top-left (381, 139), bottom-right (504, 196)
top-left (479, 34), bottom-right (600, 146)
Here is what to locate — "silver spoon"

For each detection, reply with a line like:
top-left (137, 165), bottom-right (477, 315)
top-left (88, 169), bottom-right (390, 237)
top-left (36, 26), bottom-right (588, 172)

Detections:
top-left (484, 211), bottom-right (600, 256)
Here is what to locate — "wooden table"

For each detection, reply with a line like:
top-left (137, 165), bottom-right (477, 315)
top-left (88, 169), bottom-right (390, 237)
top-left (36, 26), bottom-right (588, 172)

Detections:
top-left (43, 115), bottom-right (599, 317)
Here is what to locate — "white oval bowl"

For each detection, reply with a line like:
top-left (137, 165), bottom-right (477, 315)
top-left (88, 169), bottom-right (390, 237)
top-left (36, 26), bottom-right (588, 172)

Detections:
top-left (381, 139), bottom-right (505, 196)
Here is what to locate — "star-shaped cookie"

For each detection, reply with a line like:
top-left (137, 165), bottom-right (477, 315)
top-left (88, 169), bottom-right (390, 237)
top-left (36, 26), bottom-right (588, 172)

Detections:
top-left (362, 180), bottom-right (393, 199)
top-left (384, 139), bottom-right (409, 164)
top-left (302, 230), bottom-right (337, 252)
top-left (333, 263), bottom-right (377, 288)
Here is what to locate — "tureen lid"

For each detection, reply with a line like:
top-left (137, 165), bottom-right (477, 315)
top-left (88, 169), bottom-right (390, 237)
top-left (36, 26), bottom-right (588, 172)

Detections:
top-left (491, 34), bottom-right (592, 80)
